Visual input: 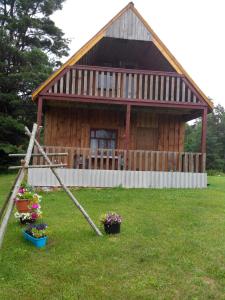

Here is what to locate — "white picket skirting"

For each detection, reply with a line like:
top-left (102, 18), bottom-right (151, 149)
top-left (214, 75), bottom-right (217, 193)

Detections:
top-left (28, 168), bottom-right (207, 188)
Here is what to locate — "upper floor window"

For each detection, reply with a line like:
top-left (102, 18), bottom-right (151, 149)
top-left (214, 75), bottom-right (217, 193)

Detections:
top-left (90, 129), bottom-right (117, 149)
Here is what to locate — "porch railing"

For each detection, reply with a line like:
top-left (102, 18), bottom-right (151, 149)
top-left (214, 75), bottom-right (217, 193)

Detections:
top-left (33, 146), bottom-right (206, 173)
top-left (45, 65), bottom-right (201, 104)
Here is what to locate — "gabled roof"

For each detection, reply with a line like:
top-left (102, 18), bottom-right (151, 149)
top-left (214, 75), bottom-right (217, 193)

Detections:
top-left (32, 2), bottom-right (213, 109)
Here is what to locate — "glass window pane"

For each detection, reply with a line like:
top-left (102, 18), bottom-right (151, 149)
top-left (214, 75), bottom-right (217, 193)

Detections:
top-left (99, 139), bottom-right (107, 149)
top-left (95, 130), bottom-right (108, 138)
top-left (90, 130), bottom-right (95, 138)
top-left (90, 139), bottom-right (98, 149)
top-left (94, 129), bottom-right (116, 139)
top-left (95, 130), bottom-right (104, 138)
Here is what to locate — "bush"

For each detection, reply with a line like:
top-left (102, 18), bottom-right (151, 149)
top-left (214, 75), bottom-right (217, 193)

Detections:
top-left (207, 169), bottom-right (225, 176)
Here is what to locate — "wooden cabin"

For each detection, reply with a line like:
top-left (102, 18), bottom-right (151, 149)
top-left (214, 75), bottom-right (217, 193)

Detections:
top-left (30, 2), bottom-right (213, 188)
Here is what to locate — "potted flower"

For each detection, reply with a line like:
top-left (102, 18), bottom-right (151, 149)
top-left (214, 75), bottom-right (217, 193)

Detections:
top-left (15, 190), bottom-right (34, 212)
top-left (29, 194), bottom-right (42, 220)
top-left (15, 190), bottom-right (42, 223)
top-left (100, 212), bottom-right (122, 234)
top-left (23, 223), bottom-right (48, 248)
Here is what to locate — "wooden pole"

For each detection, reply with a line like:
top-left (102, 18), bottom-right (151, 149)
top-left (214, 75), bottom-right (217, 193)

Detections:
top-left (25, 126), bottom-right (102, 237)
top-left (9, 153), bottom-right (68, 157)
top-left (0, 170), bottom-right (22, 221)
top-left (9, 163), bottom-right (67, 170)
top-left (0, 124), bottom-right (38, 249)
top-left (201, 108), bottom-right (207, 172)
top-left (125, 104), bottom-right (131, 169)
top-left (37, 97), bottom-right (43, 142)
top-left (125, 104), bottom-right (131, 151)
top-left (201, 108), bottom-right (207, 154)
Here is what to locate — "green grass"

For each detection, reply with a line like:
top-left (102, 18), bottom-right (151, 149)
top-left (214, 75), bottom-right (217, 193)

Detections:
top-left (1, 174), bottom-right (225, 299)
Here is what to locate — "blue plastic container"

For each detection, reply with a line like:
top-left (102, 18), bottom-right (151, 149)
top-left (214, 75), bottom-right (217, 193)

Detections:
top-left (23, 230), bottom-right (47, 248)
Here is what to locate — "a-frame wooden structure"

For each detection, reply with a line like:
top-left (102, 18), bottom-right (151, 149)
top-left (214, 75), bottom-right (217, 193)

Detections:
top-left (0, 124), bottom-right (102, 249)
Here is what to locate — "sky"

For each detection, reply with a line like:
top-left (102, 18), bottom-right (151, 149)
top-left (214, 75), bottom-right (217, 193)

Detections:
top-left (52, 0), bottom-right (225, 107)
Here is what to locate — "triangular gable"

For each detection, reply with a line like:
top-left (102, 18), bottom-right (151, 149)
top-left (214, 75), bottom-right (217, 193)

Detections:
top-left (105, 8), bottom-right (152, 41)
top-left (33, 2), bottom-right (213, 109)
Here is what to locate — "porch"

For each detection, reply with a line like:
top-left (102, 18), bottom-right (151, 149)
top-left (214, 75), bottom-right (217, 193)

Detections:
top-left (28, 146), bottom-right (207, 189)
top-left (33, 146), bottom-right (206, 173)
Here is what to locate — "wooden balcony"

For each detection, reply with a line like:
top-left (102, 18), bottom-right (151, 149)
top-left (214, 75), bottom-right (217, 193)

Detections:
top-left (33, 146), bottom-right (206, 173)
top-left (43, 65), bottom-right (205, 107)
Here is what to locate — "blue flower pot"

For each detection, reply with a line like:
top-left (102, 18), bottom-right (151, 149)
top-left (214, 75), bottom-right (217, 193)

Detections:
top-left (23, 230), bottom-right (47, 248)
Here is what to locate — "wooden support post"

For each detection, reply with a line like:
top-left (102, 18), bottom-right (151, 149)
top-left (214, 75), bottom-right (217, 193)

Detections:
top-left (0, 124), bottom-right (37, 249)
top-left (201, 108), bottom-right (207, 172)
top-left (201, 108), bottom-right (207, 154)
top-left (125, 104), bottom-right (131, 151)
top-left (125, 104), bottom-right (131, 170)
top-left (37, 97), bottom-right (43, 142)
top-left (25, 126), bottom-right (102, 237)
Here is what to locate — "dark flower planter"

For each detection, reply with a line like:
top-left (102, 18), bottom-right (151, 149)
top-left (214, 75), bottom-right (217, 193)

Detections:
top-left (104, 223), bottom-right (121, 234)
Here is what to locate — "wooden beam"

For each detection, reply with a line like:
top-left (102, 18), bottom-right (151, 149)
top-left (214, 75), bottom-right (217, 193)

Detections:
top-left (125, 104), bottom-right (131, 151)
top-left (9, 164), bottom-right (67, 170)
top-left (0, 124), bottom-right (37, 249)
top-left (9, 153), bottom-right (68, 157)
top-left (25, 127), bottom-right (102, 237)
top-left (37, 97), bottom-right (43, 142)
top-left (68, 65), bottom-right (183, 77)
top-left (0, 171), bottom-right (21, 221)
top-left (42, 94), bottom-right (207, 110)
top-left (201, 107), bottom-right (207, 154)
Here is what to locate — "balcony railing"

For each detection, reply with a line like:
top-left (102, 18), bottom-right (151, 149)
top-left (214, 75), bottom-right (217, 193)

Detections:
top-left (44, 65), bottom-right (202, 104)
top-left (33, 146), bottom-right (206, 173)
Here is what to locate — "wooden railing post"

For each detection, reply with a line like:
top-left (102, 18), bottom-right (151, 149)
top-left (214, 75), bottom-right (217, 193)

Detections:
top-left (201, 108), bottom-right (207, 172)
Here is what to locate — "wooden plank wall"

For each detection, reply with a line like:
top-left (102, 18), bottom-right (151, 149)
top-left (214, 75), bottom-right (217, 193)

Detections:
top-left (105, 8), bottom-right (152, 41)
top-left (44, 106), bottom-right (185, 152)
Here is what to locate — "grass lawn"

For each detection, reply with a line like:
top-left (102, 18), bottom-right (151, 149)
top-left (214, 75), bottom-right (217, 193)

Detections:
top-left (1, 174), bottom-right (225, 299)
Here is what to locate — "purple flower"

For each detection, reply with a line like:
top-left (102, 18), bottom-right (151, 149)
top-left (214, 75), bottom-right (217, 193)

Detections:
top-left (101, 212), bottom-right (122, 225)
top-left (18, 187), bottom-right (25, 194)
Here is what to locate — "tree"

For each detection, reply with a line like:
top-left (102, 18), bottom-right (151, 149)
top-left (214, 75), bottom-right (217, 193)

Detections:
top-left (0, 0), bottom-right (69, 169)
top-left (185, 104), bottom-right (225, 171)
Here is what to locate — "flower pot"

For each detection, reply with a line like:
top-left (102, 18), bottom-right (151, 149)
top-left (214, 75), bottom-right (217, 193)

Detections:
top-left (104, 223), bottom-right (121, 234)
top-left (23, 230), bottom-right (48, 248)
top-left (16, 199), bottom-right (31, 213)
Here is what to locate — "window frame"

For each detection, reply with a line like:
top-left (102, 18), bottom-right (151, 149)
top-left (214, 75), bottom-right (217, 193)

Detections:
top-left (90, 128), bottom-right (118, 150)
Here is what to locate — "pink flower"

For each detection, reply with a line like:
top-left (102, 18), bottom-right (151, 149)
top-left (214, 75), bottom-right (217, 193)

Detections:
top-left (32, 203), bottom-right (39, 209)
top-left (18, 187), bottom-right (25, 194)
top-left (31, 212), bottom-right (38, 219)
